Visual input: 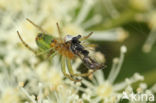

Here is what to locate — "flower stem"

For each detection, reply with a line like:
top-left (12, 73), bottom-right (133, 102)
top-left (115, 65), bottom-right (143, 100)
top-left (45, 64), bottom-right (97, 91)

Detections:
top-left (88, 9), bottom-right (136, 31)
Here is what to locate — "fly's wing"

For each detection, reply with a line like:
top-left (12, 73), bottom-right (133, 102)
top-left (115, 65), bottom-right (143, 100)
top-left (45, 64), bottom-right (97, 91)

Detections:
top-left (70, 34), bottom-right (104, 70)
top-left (76, 52), bottom-right (104, 70)
top-left (83, 56), bottom-right (104, 69)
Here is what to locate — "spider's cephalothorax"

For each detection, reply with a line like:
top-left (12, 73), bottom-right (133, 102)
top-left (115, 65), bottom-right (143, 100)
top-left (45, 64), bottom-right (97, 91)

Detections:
top-left (17, 18), bottom-right (104, 82)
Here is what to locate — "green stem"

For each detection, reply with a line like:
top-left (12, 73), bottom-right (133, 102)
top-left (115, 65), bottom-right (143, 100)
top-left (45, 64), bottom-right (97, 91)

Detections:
top-left (132, 69), bottom-right (156, 89)
top-left (88, 9), bottom-right (137, 31)
top-left (143, 69), bottom-right (156, 86)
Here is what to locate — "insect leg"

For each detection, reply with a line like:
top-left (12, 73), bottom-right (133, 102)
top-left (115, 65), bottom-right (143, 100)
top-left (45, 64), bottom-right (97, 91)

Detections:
top-left (34, 48), bottom-right (54, 56)
top-left (56, 23), bottom-right (63, 42)
top-left (17, 31), bottom-right (37, 55)
top-left (17, 31), bottom-right (55, 56)
top-left (61, 56), bottom-right (81, 82)
top-left (47, 51), bottom-right (57, 59)
top-left (66, 58), bottom-right (75, 75)
top-left (66, 58), bottom-right (93, 77)
top-left (83, 44), bottom-right (97, 49)
top-left (26, 18), bottom-right (47, 34)
top-left (80, 32), bottom-right (93, 41)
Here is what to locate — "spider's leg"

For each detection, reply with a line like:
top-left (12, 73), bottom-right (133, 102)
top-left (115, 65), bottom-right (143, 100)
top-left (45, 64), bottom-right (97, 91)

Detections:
top-left (17, 31), bottom-right (55, 57)
top-left (61, 56), bottom-right (81, 82)
top-left (47, 51), bottom-right (57, 59)
top-left (35, 48), bottom-right (54, 56)
top-left (56, 23), bottom-right (63, 42)
top-left (17, 31), bottom-right (37, 55)
top-left (80, 32), bottom-right (93, 41)
top-left (66, 58), bottom-right (93, 77)
top-left (66, 58), bottom-right (75, 75)
top-left (26, 18), bottom-right (47, 34)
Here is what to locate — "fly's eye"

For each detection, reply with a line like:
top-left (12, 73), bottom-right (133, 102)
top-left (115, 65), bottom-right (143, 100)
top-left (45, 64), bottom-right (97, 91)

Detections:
top-left (77, 35), bottom-right (81, 39)
top-left (72, 39), bottom-right (80, 44)
top-left (72, 35), bottom-right (81, 43)
top-left (72, 38), bottom-right (77, 43)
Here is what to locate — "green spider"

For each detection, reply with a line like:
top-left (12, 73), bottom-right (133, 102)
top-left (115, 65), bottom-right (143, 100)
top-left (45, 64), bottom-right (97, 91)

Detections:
top-left (17, 18), bottom-right (104, 82)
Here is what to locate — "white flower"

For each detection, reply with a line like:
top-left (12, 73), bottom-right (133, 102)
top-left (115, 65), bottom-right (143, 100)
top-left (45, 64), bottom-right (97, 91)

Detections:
top-left (0, 87), bottom-right (20, 103)
top-left (19, 83), bottom-right (83, 103)
top-left (35, 57), bottom-right (64, 91)
top-left (0, 0), bottom-right (154, 103)
top-left (126, 83), bottom-right (155, 103)
top-left (129, 0), bottom-right (152, 11)
top-left (0, 0), bottom-right (127, 46)
top-left (151, 83), bottom-right (156, 93)
top-left (72, 45), bottom-right (145, 103)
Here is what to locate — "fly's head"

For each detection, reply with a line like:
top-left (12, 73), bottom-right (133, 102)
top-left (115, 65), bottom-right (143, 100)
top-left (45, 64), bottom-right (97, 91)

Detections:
top-left (68, 35), bottom-right (89, 56)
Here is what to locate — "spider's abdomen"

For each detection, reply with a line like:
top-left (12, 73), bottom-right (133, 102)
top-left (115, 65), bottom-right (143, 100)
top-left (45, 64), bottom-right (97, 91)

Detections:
top-left (36, 33), bottom-right (54, 51)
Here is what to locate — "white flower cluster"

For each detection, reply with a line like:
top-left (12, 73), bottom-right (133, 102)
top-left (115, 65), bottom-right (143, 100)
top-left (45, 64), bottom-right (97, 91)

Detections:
top-left (68, 46), bottom-right (152, 103)
top-left (0, 0), bottom-right (155, 103)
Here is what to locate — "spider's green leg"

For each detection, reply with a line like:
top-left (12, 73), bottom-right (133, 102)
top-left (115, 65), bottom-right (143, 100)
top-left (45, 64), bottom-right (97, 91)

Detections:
top-left (26, 18), bottom-right (47, 34)
top-left (36, 48), bottom-right (53, 56)
top-left (17, 31), bottom-right (54, 57)
top-left (56, 23), bottom-right (63, 42)
top-left (66, 58), bottom-right (93, 77)
top-left (61, 56), bottom-right (81, 82)
top-left (47, 51), bottom-right (57, 59)
top-left (17, 31), bottom-right (37, 55)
